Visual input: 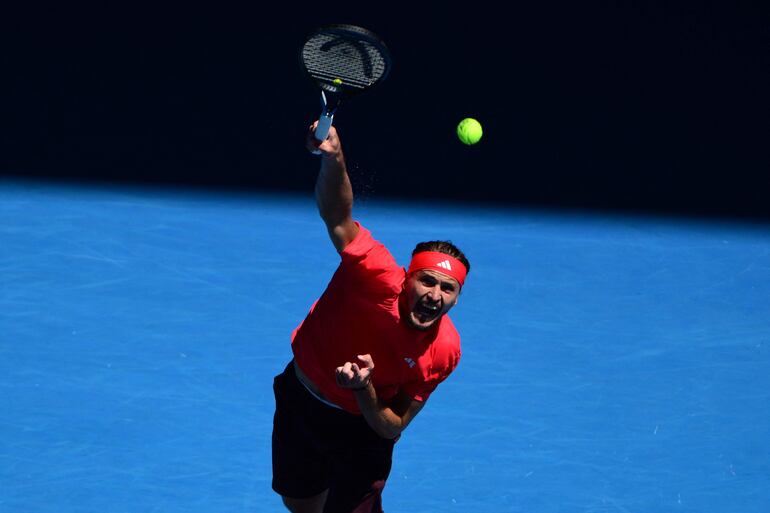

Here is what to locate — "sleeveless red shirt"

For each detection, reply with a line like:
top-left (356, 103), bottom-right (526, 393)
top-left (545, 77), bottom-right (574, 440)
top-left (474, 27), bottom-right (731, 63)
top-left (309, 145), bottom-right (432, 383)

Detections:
top-left (291, 223), bottom-right (461, 414)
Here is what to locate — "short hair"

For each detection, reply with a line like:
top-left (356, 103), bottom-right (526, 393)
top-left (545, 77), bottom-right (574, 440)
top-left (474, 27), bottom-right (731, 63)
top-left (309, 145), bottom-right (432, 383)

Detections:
top-left (412, 240), bottom-right (471, 275)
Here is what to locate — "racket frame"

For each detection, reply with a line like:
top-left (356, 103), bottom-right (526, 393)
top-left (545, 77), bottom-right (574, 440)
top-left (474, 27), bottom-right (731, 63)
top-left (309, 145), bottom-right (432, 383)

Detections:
top-left (299, 24), bottom-right (391, 145)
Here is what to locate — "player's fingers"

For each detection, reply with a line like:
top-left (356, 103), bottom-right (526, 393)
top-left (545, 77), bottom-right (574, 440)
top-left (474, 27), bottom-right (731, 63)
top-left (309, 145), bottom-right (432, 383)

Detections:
top-left (338, 363), bottom-right (354, 381)
top-left (350, 363), bottom-right (360, 374)
top-left (306, 122), bottom-right (326, 148)
top-left (357, 354), bottom-right (373, 369)
top-left (336, 368), bottom-right (352, 385)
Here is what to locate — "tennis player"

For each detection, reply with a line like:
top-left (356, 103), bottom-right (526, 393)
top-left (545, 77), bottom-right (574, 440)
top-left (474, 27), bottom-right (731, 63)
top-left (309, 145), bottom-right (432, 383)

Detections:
top-left (271, 122), bottom-right (470, 513)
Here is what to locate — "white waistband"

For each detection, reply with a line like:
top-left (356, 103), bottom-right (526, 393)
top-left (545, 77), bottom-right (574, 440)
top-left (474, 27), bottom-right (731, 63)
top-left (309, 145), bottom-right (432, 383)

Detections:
top-left (297, 374), bottom-right (343, 410)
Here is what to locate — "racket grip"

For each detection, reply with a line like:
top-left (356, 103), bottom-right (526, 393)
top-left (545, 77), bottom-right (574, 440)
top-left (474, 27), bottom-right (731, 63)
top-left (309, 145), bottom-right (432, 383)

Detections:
top-left (314, 113), bottom-right (334, 142)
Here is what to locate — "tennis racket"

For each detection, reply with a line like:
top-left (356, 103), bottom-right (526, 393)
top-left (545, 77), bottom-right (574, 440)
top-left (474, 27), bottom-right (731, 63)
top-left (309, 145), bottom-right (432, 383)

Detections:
top-left (299, 24), bottom-right (392, 149)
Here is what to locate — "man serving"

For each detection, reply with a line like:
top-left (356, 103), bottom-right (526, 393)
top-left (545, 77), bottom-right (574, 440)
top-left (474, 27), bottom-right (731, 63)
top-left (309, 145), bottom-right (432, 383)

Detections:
top-left (272, 122), bottom-right (471, 513)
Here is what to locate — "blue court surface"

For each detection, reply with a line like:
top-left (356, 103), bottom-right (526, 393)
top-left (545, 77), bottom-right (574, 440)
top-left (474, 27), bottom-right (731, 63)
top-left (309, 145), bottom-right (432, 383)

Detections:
top-left (2, 179), bottom-right (769, 513)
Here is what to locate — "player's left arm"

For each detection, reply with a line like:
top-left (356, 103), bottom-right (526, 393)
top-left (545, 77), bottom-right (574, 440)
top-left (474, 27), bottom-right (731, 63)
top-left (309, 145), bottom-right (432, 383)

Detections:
top-left (336, 354), bottom-right (426, 439)
top-left (355, 387), bottom-right (426, 440)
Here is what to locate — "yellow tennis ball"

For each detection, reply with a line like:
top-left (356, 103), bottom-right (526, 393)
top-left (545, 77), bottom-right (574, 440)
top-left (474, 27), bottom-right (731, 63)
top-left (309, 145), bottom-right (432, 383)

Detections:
top-left (333, 78), bottom-right (343, 86)
top-left (457, 118), bottom-right (483, 145)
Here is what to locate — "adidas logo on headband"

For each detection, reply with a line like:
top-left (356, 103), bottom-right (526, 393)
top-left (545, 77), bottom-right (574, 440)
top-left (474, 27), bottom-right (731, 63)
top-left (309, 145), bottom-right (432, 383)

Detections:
top-left (407, 251), bottom-right (467, 286)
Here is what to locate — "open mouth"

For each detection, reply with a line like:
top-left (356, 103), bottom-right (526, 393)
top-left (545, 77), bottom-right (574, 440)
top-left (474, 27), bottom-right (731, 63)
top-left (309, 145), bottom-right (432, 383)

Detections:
top-left (414, 302), bottom-right (441, 321)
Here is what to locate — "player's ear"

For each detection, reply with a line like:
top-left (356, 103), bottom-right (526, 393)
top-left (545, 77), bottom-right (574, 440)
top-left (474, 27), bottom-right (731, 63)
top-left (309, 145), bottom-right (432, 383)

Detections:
top-left (452, 283), bottom-right (463, 307)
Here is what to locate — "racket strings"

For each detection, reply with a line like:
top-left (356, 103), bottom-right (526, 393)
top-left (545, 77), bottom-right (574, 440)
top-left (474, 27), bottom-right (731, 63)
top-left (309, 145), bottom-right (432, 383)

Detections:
top-left (302, 35), bottom-right (388, 90)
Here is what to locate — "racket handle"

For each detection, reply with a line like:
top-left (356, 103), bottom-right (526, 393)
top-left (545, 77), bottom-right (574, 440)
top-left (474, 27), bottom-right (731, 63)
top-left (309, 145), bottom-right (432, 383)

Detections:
top-left (314, 113), bottom-right (334, 142)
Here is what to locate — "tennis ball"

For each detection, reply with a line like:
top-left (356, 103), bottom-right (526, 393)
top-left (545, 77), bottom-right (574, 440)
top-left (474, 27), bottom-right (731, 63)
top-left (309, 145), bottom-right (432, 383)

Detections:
top-left (457, 118), bottom-right (483, 145)
top-left (333, 78), bottom-right (343, 86)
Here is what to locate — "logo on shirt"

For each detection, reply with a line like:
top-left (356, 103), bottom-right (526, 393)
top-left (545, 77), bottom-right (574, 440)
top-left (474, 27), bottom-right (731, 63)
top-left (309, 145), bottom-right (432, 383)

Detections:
top-left (404, 357), bottom-right (416, 368)
top-left (436, 260), bottom-right (453, 271)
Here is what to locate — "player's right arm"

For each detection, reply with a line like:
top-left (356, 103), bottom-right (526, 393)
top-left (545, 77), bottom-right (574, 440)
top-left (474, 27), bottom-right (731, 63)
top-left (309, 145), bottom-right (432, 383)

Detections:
top-left (306, 122), bottom-right (359, 252)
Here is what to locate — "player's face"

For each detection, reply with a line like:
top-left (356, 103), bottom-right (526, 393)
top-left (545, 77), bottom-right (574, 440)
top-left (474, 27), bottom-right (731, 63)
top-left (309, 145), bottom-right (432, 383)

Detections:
top-left (400, 269), bottom-right (461, 331)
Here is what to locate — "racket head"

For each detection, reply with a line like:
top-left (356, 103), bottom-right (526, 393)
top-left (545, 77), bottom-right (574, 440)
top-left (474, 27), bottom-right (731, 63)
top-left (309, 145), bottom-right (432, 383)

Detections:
top-left (299, 24), bottom-right (392, 99)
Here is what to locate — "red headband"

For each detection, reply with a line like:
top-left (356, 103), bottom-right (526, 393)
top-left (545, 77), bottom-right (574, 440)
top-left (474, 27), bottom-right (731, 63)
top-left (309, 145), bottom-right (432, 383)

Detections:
top-left (407, 251), bottom-right (467, 286)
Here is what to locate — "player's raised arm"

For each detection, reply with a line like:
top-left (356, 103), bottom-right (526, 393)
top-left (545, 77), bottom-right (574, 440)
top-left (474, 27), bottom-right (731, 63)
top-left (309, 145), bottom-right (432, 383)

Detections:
top-left (306, 122), bottom-right (359, 252)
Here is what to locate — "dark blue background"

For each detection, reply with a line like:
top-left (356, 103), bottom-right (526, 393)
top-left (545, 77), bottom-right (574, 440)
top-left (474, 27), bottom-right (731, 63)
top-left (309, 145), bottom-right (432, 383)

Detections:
top-left (2, 3), bottom-right (768, 219)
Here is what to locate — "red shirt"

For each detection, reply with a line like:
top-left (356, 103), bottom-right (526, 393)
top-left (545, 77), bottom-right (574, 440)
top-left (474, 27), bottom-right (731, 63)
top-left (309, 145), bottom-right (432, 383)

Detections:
top-left (291, 222), bottom-right (462, 414)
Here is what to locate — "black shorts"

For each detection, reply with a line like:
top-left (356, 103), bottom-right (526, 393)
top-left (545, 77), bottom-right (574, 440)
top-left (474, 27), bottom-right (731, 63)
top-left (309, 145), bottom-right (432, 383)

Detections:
top-left (272, 361), bottom-right (396, 512)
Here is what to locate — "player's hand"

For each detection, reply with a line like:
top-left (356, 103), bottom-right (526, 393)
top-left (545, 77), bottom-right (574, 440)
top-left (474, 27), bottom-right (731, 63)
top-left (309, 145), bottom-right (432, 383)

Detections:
top-left (335, 354), bottom-right (374, 390)
top-left (306, 121), bottom-right (342, 158)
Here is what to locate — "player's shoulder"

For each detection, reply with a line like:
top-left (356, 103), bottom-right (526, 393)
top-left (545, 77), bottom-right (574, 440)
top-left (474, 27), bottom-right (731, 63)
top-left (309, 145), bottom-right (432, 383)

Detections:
top-left (434, 316), bottom-right (462, 357)
top-left (339, 221), bottom-right (374, 255)
top-left (438, 314), bottom-right (460, 340)
top-left (341, 222), bottom-right (398, 266)
top-left (337, 221), bottom-right (403, 295)
top-left (423, 319), bottom-right (461, 382)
